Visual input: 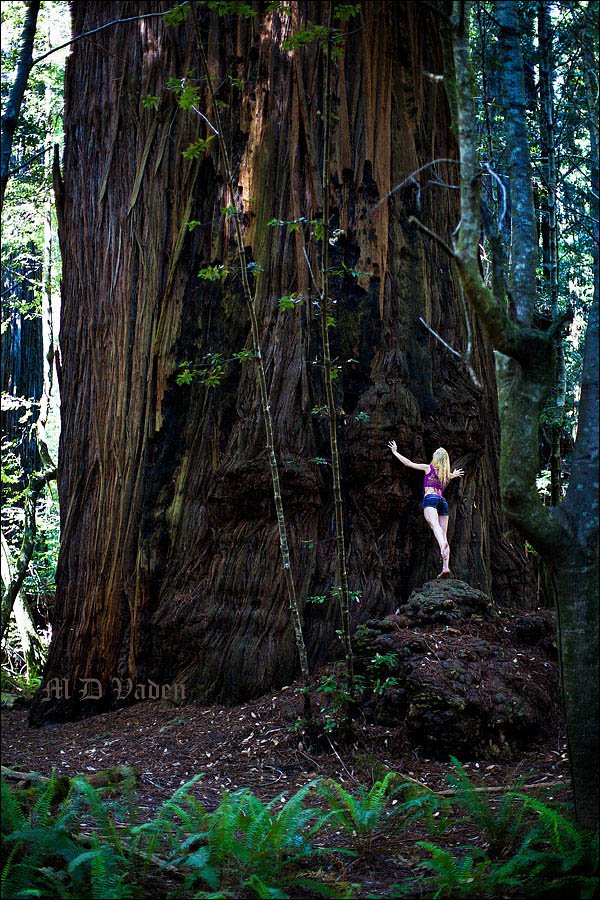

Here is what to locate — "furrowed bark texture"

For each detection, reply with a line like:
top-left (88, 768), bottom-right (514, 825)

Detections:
top-left (34, 1), bottom-right (529, 720)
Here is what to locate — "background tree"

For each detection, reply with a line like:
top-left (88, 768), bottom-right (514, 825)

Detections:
top-left (0, 0), bottom-right (40, 212)
top-left (472, 1), bottom-right (597, 513)
top-left (448, 0), bottom-right (598, 827)
top-left (1, 1), bottom-right (67, 681)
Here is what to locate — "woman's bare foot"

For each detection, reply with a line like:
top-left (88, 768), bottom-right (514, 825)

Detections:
top-left (437, 570), bottom-right (452, 579)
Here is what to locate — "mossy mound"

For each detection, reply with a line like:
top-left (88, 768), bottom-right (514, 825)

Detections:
top-left (353, 579), bottom-right (558, 760)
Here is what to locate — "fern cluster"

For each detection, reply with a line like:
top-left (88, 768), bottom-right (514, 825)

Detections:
top-left (1, 773), bottom-right (139, 899)
top-left (398, 758), bottom-right (599, 899)
top-left (131, 776), bottom-right (335, 897)
top-left (1, 761), bottom-right (597, 899)
top-left (316, 771), bottom-right (447, 854)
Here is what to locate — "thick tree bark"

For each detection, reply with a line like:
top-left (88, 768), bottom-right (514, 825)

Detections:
top-left (32, 1), bottom-right (529, 724)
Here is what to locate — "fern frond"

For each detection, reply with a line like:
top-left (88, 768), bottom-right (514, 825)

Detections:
top-left (0, 780), bottom-right (27, 837)
top-left (70, 776), bottom-right (124, 855)
top-left (522, 796), bottom-right (587, 856)
top-left (447, 757), bottom-right (497, 836)
top-left (390, 787), bottom-right (450, 838)
top-left (130, 774), bottom-right (205, 865)
top-left (317, 773), bottom-right (400, 850)
top-left (243, 872), bottom-right (290, 898)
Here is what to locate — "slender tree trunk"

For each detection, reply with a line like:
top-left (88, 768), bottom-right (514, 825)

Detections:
top-left (0, 0), bottom-right (40, 212)
top-left (318, 5), bottom-right (354, 715)
top-left (32, 1), bottom-right (529, 724)
top-left (13, 593), bottom-right (46, 677)
top-left (1, 253), bottom-right (44, 476)
top-left (1, 464), bottom-right (57, 636)
top-left (0, 533), bottom-right (45, 676)
top-left (495, 2), bottom-right (537, 327)
top-left (538, 1), bottom-right (564, 506)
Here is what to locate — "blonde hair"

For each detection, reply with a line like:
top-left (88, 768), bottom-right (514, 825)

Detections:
top-left (431, 448), bottom-right (450, 486)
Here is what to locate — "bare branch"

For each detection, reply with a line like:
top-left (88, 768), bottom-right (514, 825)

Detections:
top-left (302, 247), bottom-right (320, 295)
top-left (419, 317), bottom-right (462, 358)
top-left (482, 161), bottom-right (508, 227)
top-left (373, 159), bottom-right (460, 211)
top-left (7, 144), bottom-right (51, 177)
top-left (191, 105), bottom-right (219, 135)
top-left (31, 11), bottom-right (167, 68)
top-left (419, 317), bottom-right (482, 389)
top-left (408, 215), bottom-right (456, 258)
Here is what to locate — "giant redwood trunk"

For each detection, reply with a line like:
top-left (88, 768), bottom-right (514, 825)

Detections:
top-left (33, 1), bottom-right (529, 721)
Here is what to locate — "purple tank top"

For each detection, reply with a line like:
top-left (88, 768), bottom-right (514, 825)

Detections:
top-left (423, 464), bottom-right (445, 496)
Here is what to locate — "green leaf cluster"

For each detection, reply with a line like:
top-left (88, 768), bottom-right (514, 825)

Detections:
top-left (280, 5), bottom-right (360, 54)
top-left (282, 23), bottom-right (330, 51)
top-left (182, 135), bottom-right (215, 159)
top-left (314, 645), bottom-right (401, 733)
top-left (162, 3), bottom-right (190, 27)
top-left (201, 1), bottom-right (256, 18)
top-left (197, 264), bottom-right (229, 282)
top-left (176, 348), bottom-right (256, 388)
top-left (166, 75), bottom-right (201, 110)
top-left (277, 293), bottom-right (304, 311)
top-left (142, 95), bottom-right (160, 111)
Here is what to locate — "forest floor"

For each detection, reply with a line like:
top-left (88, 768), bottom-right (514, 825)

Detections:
top-left (2, 576), bottom-right (578, 897)
top-left (1, 673), bottom-right (572, 898)
top-left (1, 683), bottom-right (571, 809)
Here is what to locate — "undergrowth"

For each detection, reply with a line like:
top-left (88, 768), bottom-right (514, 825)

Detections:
top-left (1, 761), bottom-right (597, 899)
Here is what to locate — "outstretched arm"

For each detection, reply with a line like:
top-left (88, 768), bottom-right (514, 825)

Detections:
top-left (388, 440), bottom-right (430, 473)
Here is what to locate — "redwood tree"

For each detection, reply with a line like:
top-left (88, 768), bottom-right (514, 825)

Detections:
top-left (32, 0), bottom-right (528, 722)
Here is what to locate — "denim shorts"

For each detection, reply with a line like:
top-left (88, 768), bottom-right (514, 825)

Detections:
top-left (422, 494), bottom-right (449, 516)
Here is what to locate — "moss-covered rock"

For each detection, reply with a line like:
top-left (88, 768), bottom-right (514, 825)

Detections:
top-left (352, 579), bottom-right (559, 759)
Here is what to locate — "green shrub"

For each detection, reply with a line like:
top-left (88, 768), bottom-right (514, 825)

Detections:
top-left (145, 779), bottom-right (334, 897)
top-left (317, 770), bottom-right (451, 857)
top-left (394, 760), bottom-right (600, 899)
top-left (1, 774), bottom-right (139, 899)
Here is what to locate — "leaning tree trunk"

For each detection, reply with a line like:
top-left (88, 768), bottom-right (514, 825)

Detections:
top-left (449, 0), bottom-right (598, 828)
top-left (32, 1), bottom-right (529, 722)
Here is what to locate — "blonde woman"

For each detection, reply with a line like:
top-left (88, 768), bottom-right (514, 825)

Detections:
top-left (388, 441), bottom-right (464, 578)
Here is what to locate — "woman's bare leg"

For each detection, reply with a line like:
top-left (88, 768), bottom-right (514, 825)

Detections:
top-left (439, 515), bottom-right (450, 574)
top-left (423, 508), bottom-right (449, 565)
